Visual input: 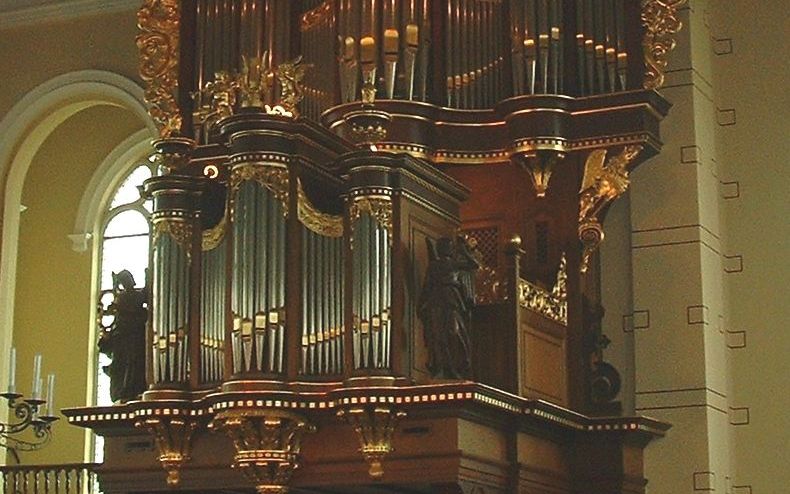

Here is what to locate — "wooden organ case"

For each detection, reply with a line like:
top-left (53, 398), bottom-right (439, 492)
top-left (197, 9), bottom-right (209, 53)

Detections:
top-left (64, 1), bottom-right (687, 493)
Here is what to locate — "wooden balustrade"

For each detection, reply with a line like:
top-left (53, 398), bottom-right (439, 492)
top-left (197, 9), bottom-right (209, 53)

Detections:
top-left (0, 464), bottom-right (99, 494)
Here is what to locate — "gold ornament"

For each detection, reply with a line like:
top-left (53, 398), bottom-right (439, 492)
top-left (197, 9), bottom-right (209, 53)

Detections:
top-left (518, 255), bottom-right (568, 325)
top-left (297, 180), bottom-right (343, 237)
top-left (642, 0), bottom-right (687, 90)
top-left (337, 406), bottom-right (406, 479)
top-left (137, 0), bottom-right (182, 138)
top-left (135, 416), bottom-right (198, 487)
top-left (578, 145), bottom-right (643, 272)
top-left (210, 409), bottom-right (315, 494)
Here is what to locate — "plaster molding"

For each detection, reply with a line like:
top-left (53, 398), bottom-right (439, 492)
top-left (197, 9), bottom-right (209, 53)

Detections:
top-left (0, 0), bottom-right (139, 29)
top-left (67, 233), bottom-right (94, 252)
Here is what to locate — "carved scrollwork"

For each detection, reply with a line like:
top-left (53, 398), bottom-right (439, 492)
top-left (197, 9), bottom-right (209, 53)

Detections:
top-left (641, 0), bottom-right (687, 90)
top-left (137, 0), bottom-right (182, 138)
top-left (297, 180), bottom-right (343, 237)
top-left (518, 255), bottom-right (568, 325)
top-left (230, 164), bottom-right (290, 209)
top-left (337, 406), bottom-right (406, 479)
top-left (578, 145), bottom-right (643, 272)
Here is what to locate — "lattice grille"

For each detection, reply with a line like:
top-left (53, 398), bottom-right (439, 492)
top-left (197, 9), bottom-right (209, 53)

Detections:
top-left (464, 226), bottom-right (500, 269)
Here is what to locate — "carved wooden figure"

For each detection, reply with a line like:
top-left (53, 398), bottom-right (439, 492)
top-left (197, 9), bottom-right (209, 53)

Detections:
top-left (98, 270), bottom-right (148, 402)
top-left (418, 236), bottom-right (479, 379)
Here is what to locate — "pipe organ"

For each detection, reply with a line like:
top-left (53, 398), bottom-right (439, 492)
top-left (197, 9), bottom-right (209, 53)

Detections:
top-left (66, 1), bottom-right (688, 493)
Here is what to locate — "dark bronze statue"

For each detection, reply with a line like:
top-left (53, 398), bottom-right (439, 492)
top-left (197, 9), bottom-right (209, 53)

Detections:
top-left (418, 236), bottom-right (479, 380)
top-left (98, 270), bottom-right (148, 402)
top-left (582, 296), bottom-right (621, 404)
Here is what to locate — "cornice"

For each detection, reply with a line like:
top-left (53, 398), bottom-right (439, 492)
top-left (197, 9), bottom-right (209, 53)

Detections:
top-left (0, 0), bottom-right (138, 30)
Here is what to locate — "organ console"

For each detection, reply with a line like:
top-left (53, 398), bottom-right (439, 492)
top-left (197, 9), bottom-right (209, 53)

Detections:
top-left (63, 1), bottom-right (687, 492)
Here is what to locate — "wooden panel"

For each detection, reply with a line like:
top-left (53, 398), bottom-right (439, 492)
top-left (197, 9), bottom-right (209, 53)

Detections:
top-left (520, 318), bottom-right (568, 406)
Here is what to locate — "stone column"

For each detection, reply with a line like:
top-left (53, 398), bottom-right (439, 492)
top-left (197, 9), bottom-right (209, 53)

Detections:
top-left (629, 1), bottom-right (732, 492)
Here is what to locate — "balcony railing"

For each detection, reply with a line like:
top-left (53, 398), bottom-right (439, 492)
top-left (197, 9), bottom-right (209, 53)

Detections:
top-left (0, 464), bottom-right (99, 494)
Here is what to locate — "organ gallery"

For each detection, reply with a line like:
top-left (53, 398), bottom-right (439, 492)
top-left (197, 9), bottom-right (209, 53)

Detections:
top-left (57, 1), bottom-right (688, 492)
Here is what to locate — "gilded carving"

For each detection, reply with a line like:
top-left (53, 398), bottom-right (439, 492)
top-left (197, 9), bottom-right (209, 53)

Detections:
top-left (230, 164), bottom-right (290, 207)
top-left (300, 1), bottom-right (332, 31)
top-left (191, 55), bottom-right (306, 140)
top-left (337, 406), bottom-right (406, 479)
top-left (641, 0), bottom-right (687, 90)
top-left (578, 145), bottom-right (643, 272)
top-left (518, 255), bottom-right (568, 325)
top-left (238, 53), bottom-right (276, 108)
top-left (137, 0), bottom-right (182, 138)
top-left (349, 196), bottom-right (393, 233)
top-left (153, 218), bottom-right (194, 250)
top-left (210, 409), bottom-right (315, 494)
top-left (202, 215), bottom-right (228, 251)
top-left (297, 180), bottom-right (343, 237)
top-left (474, 266), bottom-right (507, 305)
top-left (516, 150), bottom-right (566, 198)
top-left (135, 417), bottom-right (198, 487)
top-left (151, 137), bottom-right (194, 173)
top-left (276, 56), bottom-right (308, 117)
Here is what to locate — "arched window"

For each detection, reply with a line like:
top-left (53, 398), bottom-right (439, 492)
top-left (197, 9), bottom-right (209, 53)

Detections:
top-left (93, 160), bottom-right (158, 462)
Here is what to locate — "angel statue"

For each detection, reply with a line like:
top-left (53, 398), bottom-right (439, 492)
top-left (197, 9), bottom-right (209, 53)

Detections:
top-left (98, 270), bottom-right (148, 402)
top-left (417, 236), bottom-right (480, 379)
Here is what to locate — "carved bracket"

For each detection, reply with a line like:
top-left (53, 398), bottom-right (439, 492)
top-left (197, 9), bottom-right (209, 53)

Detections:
top-left (337, 406), bottom-right (406, 479)
top-left (135, 416), bottom-right (198, 487)
top-left (642, 0), bottom-right (688, 90)
top-left (210, 409), bottom-right (315, 494)
top-left (515, 150), bottom-right (566, 198)
top-left (578, 145), bottom-right (643, 273)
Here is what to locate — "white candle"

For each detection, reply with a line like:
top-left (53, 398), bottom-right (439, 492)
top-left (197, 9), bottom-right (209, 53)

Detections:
top-left (45, 374), bottom-right (55, 416)
top-left (7, 347), bottom-right (16, 394)
top-left (32, 354), bottom-right (42, 399)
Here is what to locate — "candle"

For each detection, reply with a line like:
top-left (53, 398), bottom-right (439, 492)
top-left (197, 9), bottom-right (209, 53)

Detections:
top-left (32, 354), bottom-right (42, 399)
top-left (7, 347), bottom-right (16, 394)
top-left (45, 374), bottom-right (55, 416)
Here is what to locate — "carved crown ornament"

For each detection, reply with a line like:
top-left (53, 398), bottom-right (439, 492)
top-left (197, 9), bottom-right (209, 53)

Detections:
top-left (192, 54), bottom-right (308, 142)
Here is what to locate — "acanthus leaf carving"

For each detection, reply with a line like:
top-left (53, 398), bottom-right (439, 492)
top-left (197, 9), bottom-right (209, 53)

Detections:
top-left (642, 0), bottom-right (687, 90)
top-left (137, 0), bottom-right (182, 138)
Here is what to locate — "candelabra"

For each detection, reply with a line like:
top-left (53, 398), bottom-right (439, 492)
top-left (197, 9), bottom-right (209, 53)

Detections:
top-left (1, 350), bottom-right (58, 452)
